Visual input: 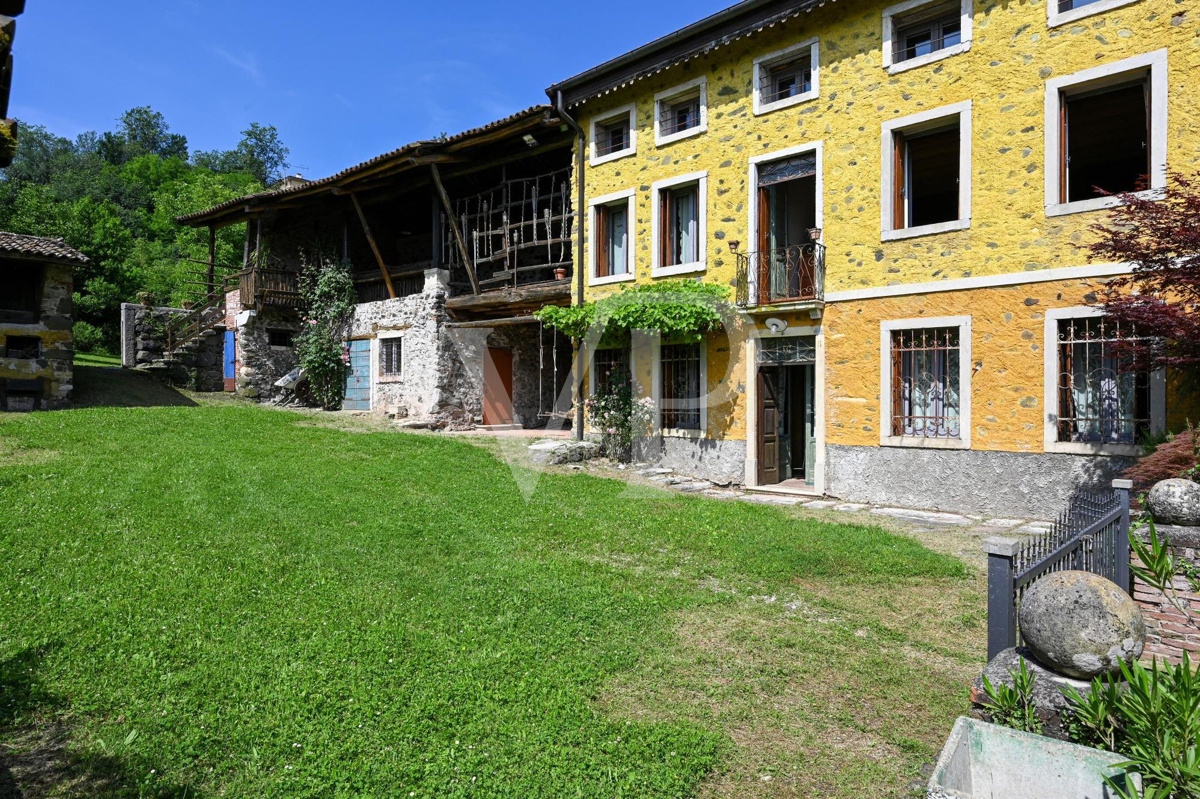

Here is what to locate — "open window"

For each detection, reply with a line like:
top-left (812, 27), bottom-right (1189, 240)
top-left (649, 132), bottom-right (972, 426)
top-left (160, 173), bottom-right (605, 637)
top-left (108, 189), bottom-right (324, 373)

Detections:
top-left (589, 189), bottom-right (635, 285)
top-left (753, 39), bottom-right (819, 115)
top-left (881, 101), bottom-right (972, 240)
top-left (1049, 0), bottom-right (1141, 28)
top-left (652, 172), bottom-right (707, 276)
top-left (882, 0), bottom-right (971, 73)
top-left (654, 78), bottom-right (707, 145)
top-left (0, 265), bottom-right (41, 324)
top-left (750, 145), bottom-right (822, 305)
top-left (880, 316), bottom-right (972, 449)
top-left (1045, 50), bottom-right (1166, 217)
top-left (589, 103), bottom-right (637, 166)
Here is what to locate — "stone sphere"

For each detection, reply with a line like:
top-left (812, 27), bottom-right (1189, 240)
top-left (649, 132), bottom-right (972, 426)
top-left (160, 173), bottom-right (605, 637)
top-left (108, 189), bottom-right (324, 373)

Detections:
top-left (1148, 478), bottom-right (1200, 527)
top-left (1018, 570), bottom-right (1145, 679)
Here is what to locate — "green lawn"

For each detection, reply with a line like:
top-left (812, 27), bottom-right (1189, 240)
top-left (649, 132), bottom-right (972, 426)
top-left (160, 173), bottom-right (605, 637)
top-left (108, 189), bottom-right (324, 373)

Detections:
top-left (0, 372), bottom-right (980, 798)
top-left (72, 352), bottom-right (122, 367)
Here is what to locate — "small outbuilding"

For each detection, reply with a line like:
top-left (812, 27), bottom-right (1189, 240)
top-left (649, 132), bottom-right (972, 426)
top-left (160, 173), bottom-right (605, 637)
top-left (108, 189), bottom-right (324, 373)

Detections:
top-left (0, 231), bottom-right (86, 411)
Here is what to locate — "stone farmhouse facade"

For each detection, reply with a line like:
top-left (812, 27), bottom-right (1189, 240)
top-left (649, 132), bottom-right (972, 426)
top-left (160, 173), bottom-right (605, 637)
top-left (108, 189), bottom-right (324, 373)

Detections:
top-left (176, 0), bottom-right (1200, 516)
top-left (0, 232), bottom-right (84, 411)
top-left (546, 0), bottom-right (1200, 517)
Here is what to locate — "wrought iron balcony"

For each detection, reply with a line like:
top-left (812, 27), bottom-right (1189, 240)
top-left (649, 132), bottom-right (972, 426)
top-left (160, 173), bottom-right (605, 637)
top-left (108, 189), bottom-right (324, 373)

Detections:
top-left (734, 242), bottom-right (825, 308)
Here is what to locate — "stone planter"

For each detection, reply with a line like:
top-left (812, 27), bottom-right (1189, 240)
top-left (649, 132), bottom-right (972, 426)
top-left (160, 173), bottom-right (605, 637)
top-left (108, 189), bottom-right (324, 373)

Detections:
top-left (928, 717), bottom-right (1138, 799)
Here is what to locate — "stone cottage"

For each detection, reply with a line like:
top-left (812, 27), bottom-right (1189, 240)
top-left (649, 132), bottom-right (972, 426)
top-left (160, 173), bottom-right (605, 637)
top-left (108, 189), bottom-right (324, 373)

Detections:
top-left (0, 232), bottom-right (84, 411)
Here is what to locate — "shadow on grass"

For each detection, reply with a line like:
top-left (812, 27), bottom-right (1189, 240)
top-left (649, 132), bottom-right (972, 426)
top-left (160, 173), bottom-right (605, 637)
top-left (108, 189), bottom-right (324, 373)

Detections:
top-left (72, 366), bottom-right (198, 410)
top-left (0, 647), bottom-right (200, 799)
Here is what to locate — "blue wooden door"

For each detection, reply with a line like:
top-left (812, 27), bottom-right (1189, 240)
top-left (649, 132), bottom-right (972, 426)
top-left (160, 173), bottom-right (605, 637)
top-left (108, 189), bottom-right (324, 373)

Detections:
top-left (343, 339), bottom-right (372, 410)
top-left (223, 330), bottom-right (237, 392)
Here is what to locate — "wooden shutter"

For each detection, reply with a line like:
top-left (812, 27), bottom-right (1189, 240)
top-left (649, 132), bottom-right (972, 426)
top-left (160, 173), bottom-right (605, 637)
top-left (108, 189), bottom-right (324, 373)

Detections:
top-left (891, 333), bottom-right (904, 436)
top-left (596, 204), bottom-right (610, 278)
top-left (1059, 92), bottom-right (1069, 204)
top-left (893, 131), bottom-right (906, 230)
top-left (659, 190), bottom-right (674, 267)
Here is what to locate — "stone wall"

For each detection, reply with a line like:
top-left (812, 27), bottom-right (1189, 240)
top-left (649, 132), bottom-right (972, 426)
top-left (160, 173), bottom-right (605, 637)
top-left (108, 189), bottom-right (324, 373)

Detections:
top-left (1133, 525), bottom-right (1200, 665)
top-left (236, 307), bottom-right (301, 400)
top-left (123, 304), bottom-right (185, 368)
top-left (1, 260), bottom-right (73, 411)
top-left (650, 436), bottom-right (747, 486)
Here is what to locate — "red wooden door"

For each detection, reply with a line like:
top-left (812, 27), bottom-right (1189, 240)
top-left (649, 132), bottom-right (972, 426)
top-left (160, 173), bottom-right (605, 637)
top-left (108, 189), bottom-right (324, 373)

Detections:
top-left (758, 367), bottom-right (781, 485)
top-left (483, 347), bottom-right (514, 425)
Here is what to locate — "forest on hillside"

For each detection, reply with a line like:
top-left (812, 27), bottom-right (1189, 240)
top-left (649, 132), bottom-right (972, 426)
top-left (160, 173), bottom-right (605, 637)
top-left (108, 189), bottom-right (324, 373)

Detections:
top-left (0, 108), bottom-right (288, 353)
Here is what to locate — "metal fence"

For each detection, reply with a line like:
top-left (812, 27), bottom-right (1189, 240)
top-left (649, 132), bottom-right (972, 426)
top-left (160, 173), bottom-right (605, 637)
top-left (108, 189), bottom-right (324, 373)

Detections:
top-left (984, 479), bottom-right (1132, 659)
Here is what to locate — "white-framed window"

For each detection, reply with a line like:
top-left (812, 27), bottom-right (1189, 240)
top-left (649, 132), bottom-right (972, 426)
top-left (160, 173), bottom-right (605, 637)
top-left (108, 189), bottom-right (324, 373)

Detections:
top-left (879, 316), bottom-right (972, 450)
top-left (654, 76), bottom-right (707, 146)
top-left (1049, 0), bottom-right (1141, 28)
top-left (882, 0), bottom-right (972, 74)
top-left (588, 188), bottom-right (636, 287)
top-left (1043, 307), bottom-right (1165, 456)
top-left (651, 171), bottom-right (707, 277)
top-left (880, 100), bottom-right (972, 241)
top-left (372, 330), bottom-right (407, 384)
top-left (752, 38), bottom-right (820, 116)
top-left (654, 338), bottom-right (707, 436)
top-left (1044, 50), bottom-right (1167, 219)
top-left (588, 103), bottom-right (637, 167)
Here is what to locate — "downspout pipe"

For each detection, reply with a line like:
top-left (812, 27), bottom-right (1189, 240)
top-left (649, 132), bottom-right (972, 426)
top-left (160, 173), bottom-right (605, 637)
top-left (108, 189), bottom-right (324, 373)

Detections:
top-left (556, 90), bottom-right (587, 442)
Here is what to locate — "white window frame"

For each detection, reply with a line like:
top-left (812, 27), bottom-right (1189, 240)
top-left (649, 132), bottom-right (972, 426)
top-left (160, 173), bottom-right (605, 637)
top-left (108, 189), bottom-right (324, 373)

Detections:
top-left (651, 170), bottom-right (708, 277)
top-left (588, 102), bottom-right (637, 167)
top-left (880, 99), bottom-right (972, 241)
top-left (652, 337), bottom-right (708, 438)
top-left (879, 315), bottom-right (972, 450)
top-left (1049, 0), bottom-right (1141, 28)
top-left (653, 76), bottom-right (708, 146)
top-left (1042, 306), bottom-right (1166, 456)
top-left (881, 0), bottom-right (973, 75)
top-left (752, 38), bottom-right (820, 116)
top-left (1044, 49), bottom-right (1168, 219)
top-left (587, 188), bottom-right (637, 287)
top-left (371, 329), bottom-right (407, 412)
top-left (747, 139), bottom-right (825, 300)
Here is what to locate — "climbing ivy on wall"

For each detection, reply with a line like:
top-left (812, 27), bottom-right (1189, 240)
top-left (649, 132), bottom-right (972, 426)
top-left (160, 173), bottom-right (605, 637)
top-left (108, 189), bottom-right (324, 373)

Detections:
top-left (534, 280), bottom-right (732, 343)
top-left (296, 254), bottom-right (357, 410)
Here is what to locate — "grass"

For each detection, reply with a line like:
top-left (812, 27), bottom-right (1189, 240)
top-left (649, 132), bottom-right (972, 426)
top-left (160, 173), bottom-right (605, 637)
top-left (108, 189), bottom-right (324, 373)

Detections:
top-left (0, 369), bottom-right (980, 798)
top-left (72, 352), bottom-right (121, 367)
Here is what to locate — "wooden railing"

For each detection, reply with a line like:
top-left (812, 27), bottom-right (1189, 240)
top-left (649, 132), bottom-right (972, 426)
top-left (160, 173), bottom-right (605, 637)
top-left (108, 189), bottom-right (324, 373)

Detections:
top-left (240, 267), bottom-right (302, 309)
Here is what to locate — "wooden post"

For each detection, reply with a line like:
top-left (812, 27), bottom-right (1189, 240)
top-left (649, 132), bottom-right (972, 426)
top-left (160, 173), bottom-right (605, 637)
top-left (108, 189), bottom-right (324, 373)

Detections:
top-left (1113, 479), bottom-right (1133, 595)
top-left (983, 536), bottom-right (1020, 660)
top-left (207, 225), bottom-right (217, 297)
top-left (430, 163), bottom-right (480, 295)
top-left (349, 192), bottom-right (396, 299)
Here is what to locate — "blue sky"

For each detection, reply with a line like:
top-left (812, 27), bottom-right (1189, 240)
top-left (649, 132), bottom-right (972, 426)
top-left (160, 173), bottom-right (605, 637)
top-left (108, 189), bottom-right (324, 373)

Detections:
top-left (16, 1), bottom-right (729, 179)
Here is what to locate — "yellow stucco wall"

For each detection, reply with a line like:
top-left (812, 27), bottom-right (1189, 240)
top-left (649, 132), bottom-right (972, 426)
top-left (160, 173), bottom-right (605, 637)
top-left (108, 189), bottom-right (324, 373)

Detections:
top-left (572, 0), bottom-right (1198, 446)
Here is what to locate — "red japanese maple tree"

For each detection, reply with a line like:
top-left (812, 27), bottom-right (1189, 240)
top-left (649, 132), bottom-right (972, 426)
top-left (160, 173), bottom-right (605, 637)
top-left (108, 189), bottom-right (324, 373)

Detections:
top-left (1087, 172), bottom-right (1200, 370)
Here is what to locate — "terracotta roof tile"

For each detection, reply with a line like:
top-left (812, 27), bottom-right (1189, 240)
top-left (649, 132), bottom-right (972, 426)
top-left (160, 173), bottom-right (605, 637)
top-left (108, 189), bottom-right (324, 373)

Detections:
top-left (0, 231), bottom-right (89, 265)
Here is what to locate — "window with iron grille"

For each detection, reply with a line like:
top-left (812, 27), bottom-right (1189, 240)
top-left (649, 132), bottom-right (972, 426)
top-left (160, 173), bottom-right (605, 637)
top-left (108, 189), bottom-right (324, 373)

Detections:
top-left (267, 329), bottom-right (295, 348)
top-left (593, 348), bottom-right (628, 395)
top-left (762, 56), bottom-right (812, 106)
top-left (595, 117), bottom-right (631, 158)
top-left (1056, 317), bottom-right (1149, 444)
top-left (892, 0), bottom-right (962, 63)
top-left (890, 327), bottom-right (961, 438)
top-left (660, 343), bottom-right (701, 431)
top-left (380, 338), bottom-right (403, 377)
top-left (659, 91), bottom-right (701, 137)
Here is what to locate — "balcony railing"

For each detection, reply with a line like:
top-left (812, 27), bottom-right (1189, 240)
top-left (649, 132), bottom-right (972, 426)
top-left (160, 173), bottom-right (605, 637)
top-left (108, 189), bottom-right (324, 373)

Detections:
top-left (240, 267), bottom-right (302, 310)
top-left (735, 243), bottom-right (825, 308)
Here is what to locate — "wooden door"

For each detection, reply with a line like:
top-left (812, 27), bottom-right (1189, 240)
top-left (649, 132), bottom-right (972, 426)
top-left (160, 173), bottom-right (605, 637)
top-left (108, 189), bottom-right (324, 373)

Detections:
top-left (483, 347), bottom-right (514, 425)
top-left (757, 367), bottom-right (781, 485)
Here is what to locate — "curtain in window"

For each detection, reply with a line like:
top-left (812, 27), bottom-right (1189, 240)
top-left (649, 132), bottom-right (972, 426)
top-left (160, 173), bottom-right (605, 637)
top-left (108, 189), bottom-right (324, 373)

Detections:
top-left (1057, 318), bottom-right (1149, 444)
top-left (609, 206), bottom-right (628, 275)
top-left (660, 343), bottom-right (701, 430)
top-left (893, 327), bottom-right (960, 438)
top-left (673, 190), bottom-right (697, 264)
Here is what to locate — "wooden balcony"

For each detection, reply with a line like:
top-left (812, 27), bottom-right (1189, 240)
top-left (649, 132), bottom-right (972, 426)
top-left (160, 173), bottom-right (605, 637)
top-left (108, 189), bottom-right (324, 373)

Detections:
top-left (240, 267), bottom-right (303, 310)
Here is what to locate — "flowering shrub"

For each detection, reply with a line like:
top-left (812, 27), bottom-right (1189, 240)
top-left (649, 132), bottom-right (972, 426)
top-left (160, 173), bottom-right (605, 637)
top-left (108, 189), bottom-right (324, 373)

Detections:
top-left (295, 254), bottom-right (357, 410)
top-left (585, 373), bottom-right (656, 462)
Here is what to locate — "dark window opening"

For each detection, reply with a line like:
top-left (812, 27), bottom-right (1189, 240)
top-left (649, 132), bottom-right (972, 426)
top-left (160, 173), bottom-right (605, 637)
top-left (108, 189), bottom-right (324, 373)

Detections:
top-left (893, 0), bottom-right (962, 62)
top-left (595, 202), bottom-right (629, 278)
top-left (268, 329), bottom-right (295, 348)
top-left (894, 122), bottom-right (960, 229)
top-left (761, 55), bottom-right (813, 105)
top-left (1062, 79), bottom-right (1149, 204)
top-left (595, 117), bottom-right (631, 157)
top-left (660, 342), bottom-right (701, 431)
top-left (0, 267), bottom-right (42, 323)
top-left (380, 338), bottom-right (403, 377)
top-left (660, 92), bottom-right (702, 136)
top-left (4, 336), bottom-right (40, 359)
top-left (1058, 0), bottom-right (1103, 13)
top-left (659, 185), bottom-right (700, 267)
